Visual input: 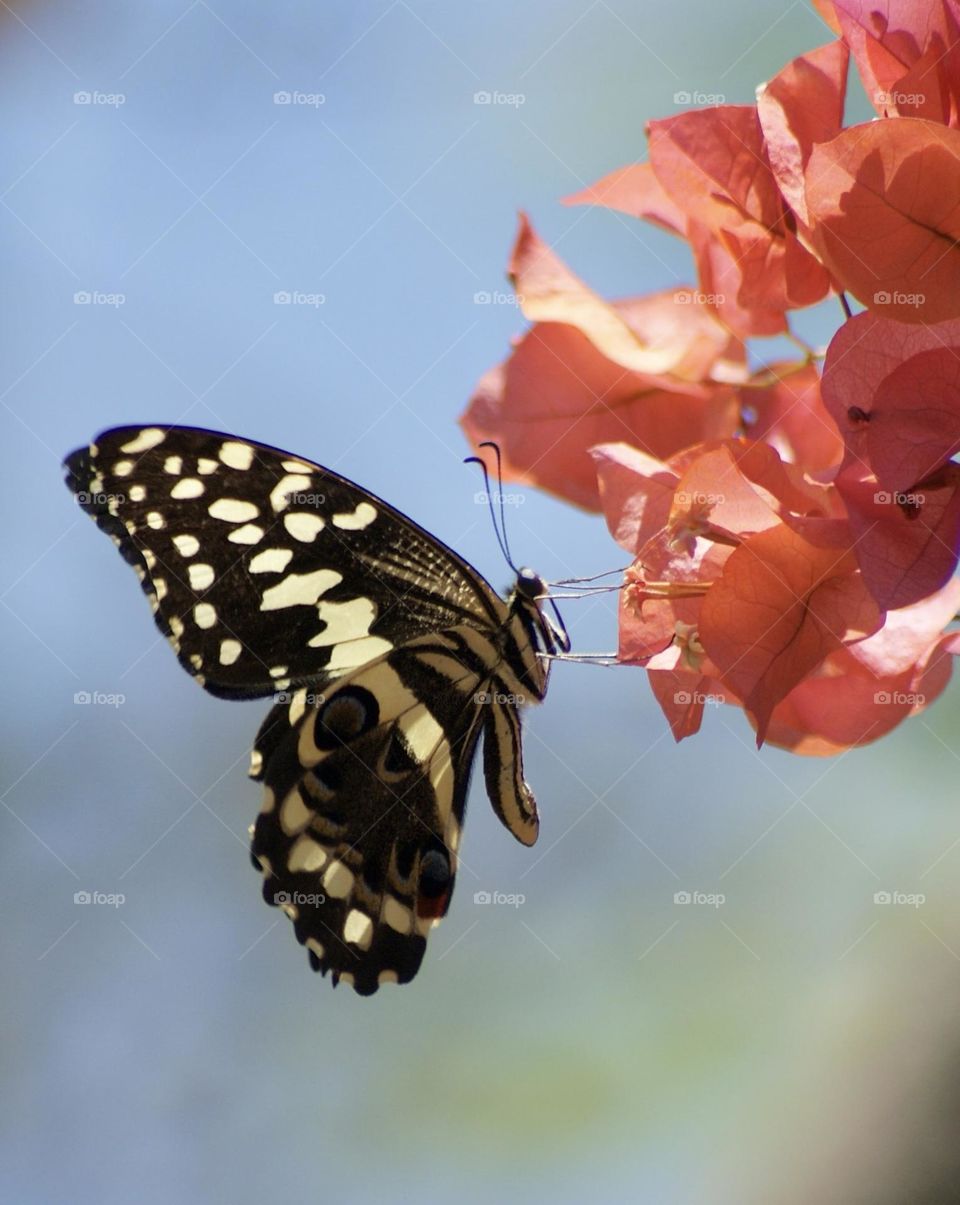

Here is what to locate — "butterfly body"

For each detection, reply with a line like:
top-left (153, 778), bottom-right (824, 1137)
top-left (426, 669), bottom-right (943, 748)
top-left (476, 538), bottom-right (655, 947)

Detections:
top-left (65, 426), bottom-right (566, 994)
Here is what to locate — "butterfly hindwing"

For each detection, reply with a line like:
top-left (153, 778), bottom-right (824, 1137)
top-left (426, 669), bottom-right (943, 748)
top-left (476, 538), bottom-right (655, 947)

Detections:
top-left (249, 634), bottom-right (490, 994)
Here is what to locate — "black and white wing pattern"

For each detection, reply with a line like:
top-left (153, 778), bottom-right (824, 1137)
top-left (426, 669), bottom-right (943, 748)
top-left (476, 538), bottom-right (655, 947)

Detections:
top-left (65, 425), bottom-right (568, 995)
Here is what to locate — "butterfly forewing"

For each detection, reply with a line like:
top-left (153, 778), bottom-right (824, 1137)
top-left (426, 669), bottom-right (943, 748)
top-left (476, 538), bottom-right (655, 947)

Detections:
top-left (65, 424), bottom-right (562, 994)
top-left (65, 426), bottom-right (503, 699)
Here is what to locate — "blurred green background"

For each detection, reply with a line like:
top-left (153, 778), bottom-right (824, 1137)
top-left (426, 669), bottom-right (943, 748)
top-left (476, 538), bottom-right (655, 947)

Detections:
top-left (4, 2), bottom-right (960, 1202)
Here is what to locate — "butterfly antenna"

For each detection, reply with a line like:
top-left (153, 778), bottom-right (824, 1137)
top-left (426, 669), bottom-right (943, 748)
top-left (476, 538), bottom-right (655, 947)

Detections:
top-left (478, 440), bottom-right (517, 569)
top-left (463, 449), bottom-right (515, 570)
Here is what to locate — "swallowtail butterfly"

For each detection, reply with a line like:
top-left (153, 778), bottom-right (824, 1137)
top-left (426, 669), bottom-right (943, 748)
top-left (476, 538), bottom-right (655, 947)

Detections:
top-left (65, 426), bottom-right (568, 995)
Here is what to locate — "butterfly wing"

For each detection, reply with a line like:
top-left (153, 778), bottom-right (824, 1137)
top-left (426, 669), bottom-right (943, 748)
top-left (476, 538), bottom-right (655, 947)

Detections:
top-left (64, 425), bottom-right (506, 699)
top-left (249, 631), bottom-right (491, 993)
top-left (66, 424), bottom-right (556, 994)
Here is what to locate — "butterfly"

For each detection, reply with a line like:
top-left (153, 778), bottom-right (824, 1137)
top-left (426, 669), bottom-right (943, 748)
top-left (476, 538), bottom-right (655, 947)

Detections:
top-left (64, 426), bottom-right (568, 995)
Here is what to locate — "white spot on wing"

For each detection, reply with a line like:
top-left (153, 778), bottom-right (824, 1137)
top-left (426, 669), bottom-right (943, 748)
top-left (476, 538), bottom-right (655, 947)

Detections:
top-left (120, 428), bottom-right (164, 454)
top-left (269, 474), bottom-right (312, 513)
top-left (344, 909), bottom-right (373, 950)
top-left (250, 751), bottom-right (265, 780)
top-left (173, 534), bottom-right (200, 558)
top-left (188, 563), bottom-right (215, 591)
top-left (219, 638), bottom-right (242, 665)
top-left (306, 937), bottom-right (325, 960)
top-left (308, 597), bottom-right (377, 647)
top-left (171, 477), bottom-right (204, 499)
top-left (146, 512), bottom-right (165, 530)
top-left (382, 895), bottom-right (413, 935)
top-left (228, 523), bottom-right (264, 545)
top-left (260, 568), bottom-right (342, 611)
top-left (288, 688), bottom-right (307, 725)
top-left (197, 458), bottom-right (218, 475)
top-left (284, 512), bottom-right (325, 542)
top-left (326, 635), bottom-right (393, 670)
top-left (219, 441), bottom-right (255, 470)
top-left (399, 705), bottom-right (445, 761)
top-left (323, 859), bottom-right (355, 899)
top-left (112, 460), bottom-right (134, 477)
top-left (208, 497), bottom-right (259, 523)
top-left (128, 484), bottom-right (146, 502)
top-left (154, 578), bottom-right (168, 601)
top-left (280, 787), bottom-right (312, 835)
top-left (163, 455), bottom-right (183, 475)
top-left (331, 501), bottom-right (378, 530)
top-left (288, 835), bottom-right (329, 874)
top-left (194, 602), bottom-right (217, 629)
top-left (282, 458), bottom-right (313, 472)
top-left (249, 547), bottom-right (293, 575)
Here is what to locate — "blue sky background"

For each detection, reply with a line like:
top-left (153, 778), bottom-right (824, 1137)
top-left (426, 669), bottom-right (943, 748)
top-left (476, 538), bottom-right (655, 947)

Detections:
top-left (4, 3), bottom-right (960, 1203)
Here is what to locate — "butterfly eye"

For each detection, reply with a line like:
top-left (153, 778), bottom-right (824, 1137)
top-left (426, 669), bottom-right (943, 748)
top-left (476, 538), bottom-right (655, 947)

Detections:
top-left (315, 687), bottom-right (379, 748)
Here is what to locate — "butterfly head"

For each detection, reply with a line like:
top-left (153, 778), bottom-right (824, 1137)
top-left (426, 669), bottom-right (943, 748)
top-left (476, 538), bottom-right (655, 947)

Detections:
top-left (511, 566), bottom-right (571, 656)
